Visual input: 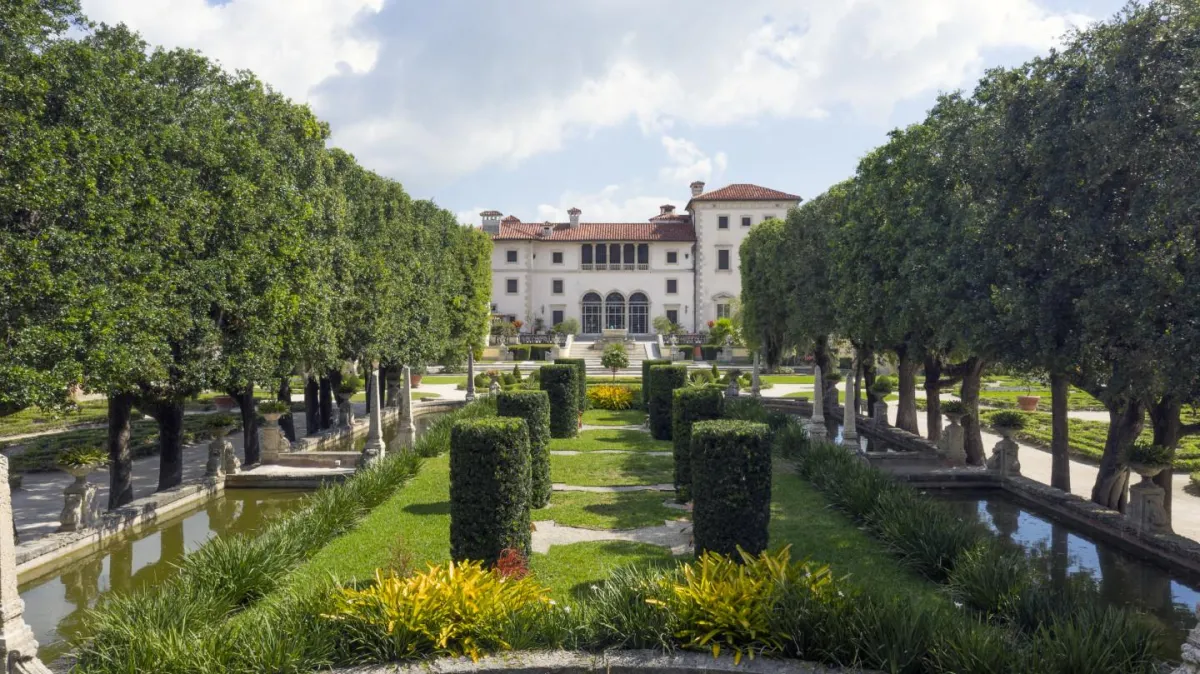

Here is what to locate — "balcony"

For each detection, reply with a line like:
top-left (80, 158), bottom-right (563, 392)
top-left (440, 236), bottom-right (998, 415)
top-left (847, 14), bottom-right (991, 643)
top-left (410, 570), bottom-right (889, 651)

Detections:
top-left (636, 263), bottom-right (649, 271)
top-left (581, 263), bottom-right (593, 271)
top-left (580, 262), bottom-right (652, 271)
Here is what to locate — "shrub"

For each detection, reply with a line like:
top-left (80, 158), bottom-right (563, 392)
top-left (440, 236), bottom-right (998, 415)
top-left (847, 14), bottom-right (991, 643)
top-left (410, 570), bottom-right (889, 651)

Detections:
top-left (552, 318), bottom-right (580, 335)
top-left (987, 409), bottom-right (1027, 430)
top-left (553, 358), bottom-right (587, 412)
top-left (1129, 441), bottom-right (1174, 467)
top-left (688, 370), bottom-right (714, 385)
top-left (528, 344), bottom-right (555, 361)
top-left (507, 345), bottom-right (530, 361)
top-left (539, 364), bottom-right (580, 438)
top-left (824, 371), bottom-right (842, 383)
top-left (690, 420), bottom-right (771, 557)
top-left (723, 397), bottom-right (768, 424)
top-left (202, 412), bottom-right (238, 431)
top-left (647, 364), bottom-right (687, 440)
top-left (867, 488), bottom-right (984, 582)
top-left (496, 391), bottom-right (552, 509)
top-left (941, 400), bottom-right (968, 416)
top-left (640, 359), bottom-right (670, 408)
top-left (587, 385), bottom-right (635, 411)
top-left (257, 400), bottom-right (290, 415)
top-left (449, 418), bottom-right (532, 564)
top-left (511, 364), bottom-right (522, 382)
top-left (601, 343), bottom-right (629, 378)
top-left (869, 378), bottom-right (895, 396)
top-left (337, 375), bottom-right (361, 399)
top-left (56, 445), bottom-right (107, 469)
top-left (710, 363), bottom-right (720, 380)
top-left (324, 561), bottom-right (550, 662)
top-left (671, 387), bottom-right (724, 502)
top-left (947, 540), bottom-right (1032, 615)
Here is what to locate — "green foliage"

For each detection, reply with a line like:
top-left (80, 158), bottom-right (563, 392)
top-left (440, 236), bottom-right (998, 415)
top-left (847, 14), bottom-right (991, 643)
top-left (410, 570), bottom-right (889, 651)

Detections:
top-left (941, 400), bottom-right (968, 416)
top-left (539, 365), bottom-right (580, 438)
top-left (652, 315), bottom-right (682, 336)
top-left (496, 391), bottom-right (551, 509)
top-left (449, 418), bottom-right (531, 565)
top-left (987, 410), bottom-right (1027, 430)
top-left (55, 445), bottom-right (107, 469)
top-left (690, 420), bottom-right (772, 557)
top-left (510, 364), bottom-right (522, 382)
top-left (552, 358), bottom-right (587, 412)
top-left (600, 343), bottom-right (629, 376)
top-left (870, 377), bottom-right (896, 396)
top-left (257, 400), bottom-right (290, 415)
top-left (640, 359), bottom-right (670, 408)
top-left (1128, 442), bottom-right (1173, 467)
top-left (552, 318), bottom-right (580, 336)
top-left (647, 365), bottom-right (687, 441)
top-left (706, 318), bottom-right (739, 347)
top-left (671, 387), bottom-right (724, 502)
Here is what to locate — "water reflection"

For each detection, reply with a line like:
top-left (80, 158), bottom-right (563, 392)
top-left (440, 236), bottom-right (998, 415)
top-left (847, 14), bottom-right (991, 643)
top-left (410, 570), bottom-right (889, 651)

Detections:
top-left (939, 494), bottom-right (1200, 645)
top-left (21, 489), bottom-right (308, 663)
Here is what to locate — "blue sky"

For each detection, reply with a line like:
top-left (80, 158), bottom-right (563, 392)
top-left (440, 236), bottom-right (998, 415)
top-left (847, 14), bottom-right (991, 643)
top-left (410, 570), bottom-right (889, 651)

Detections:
top-left (82, 0), bottom-right (1129, 225)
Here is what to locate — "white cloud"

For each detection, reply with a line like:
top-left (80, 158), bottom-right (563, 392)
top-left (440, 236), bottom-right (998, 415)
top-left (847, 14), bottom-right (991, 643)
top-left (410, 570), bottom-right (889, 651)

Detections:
top-left (534, 185), bottom-right (675, 224)
top-left (659, 136), bottom-right (727, 183)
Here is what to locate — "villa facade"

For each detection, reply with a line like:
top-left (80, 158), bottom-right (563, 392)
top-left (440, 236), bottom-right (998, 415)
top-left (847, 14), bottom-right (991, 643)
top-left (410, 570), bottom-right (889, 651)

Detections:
top-left (482, 181), bottom-right (801, 336)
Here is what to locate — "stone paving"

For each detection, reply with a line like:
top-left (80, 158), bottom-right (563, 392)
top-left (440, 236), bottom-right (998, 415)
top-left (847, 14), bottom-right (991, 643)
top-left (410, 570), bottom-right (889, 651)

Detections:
top-left (531, 519), bottom-right (692, 555)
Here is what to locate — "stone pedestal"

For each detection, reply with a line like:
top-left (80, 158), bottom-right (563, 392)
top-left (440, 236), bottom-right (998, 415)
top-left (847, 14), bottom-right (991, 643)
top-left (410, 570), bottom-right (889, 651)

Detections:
top-left (943, 415), bottom-right (966, 466)
top-left (58, 470), bottom-right (97, 533)
top-left (1174, 605), bottom-right (1200, 674)
top-left (841, 364), bottom-right (859, 451)
top-left (874, 401), bottom-right (888, 427)
top-left (397, 365), bottom-right (417, 450)
top-left (338, 400), bottom-right (354, 429)
top-left (809, 365), bottom-right (827, 440)
top-left (465, 350), bottom-right (477, 402)
top-left (1129, 476), bottom-right (1170, 536)
top-left (205, 429), bottom-right (231, 479)
top-left (221, 440), bottom-right (241, 475)
top-left (986, 432), bottom-right (1021, 476)
top-left (718, 348), bottom-right (734, 364)
top-left (750, 353), bottom-right (761, 398)
top-left (260, 414), bottom-right (292, 463)
top-left (0, 458), bottom-right (51, 673)
top-left (360, 369), bottom-right (386, 469)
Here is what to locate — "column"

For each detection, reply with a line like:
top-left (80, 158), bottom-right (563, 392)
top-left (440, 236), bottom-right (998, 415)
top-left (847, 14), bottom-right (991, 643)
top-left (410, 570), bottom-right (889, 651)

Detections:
top-left (841, 360), bottom-right (859, 451)
top-left (0, 457), bottom-right (51, 673)
top-left (361, 364), bottom-right (386, 469)
top-left (398, 365), bottom-right (416, 449)
top-left (809, 365), bottom-right (827, 440)
top-left (750, 352), bottom-right (761, 398)
top-left (465, 349), bottom-right (476, 402)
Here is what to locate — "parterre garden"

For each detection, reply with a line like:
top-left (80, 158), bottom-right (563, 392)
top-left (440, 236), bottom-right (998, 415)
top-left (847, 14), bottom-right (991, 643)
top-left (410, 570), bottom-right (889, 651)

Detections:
top-left (72, 365), bottom-right (1176, 674)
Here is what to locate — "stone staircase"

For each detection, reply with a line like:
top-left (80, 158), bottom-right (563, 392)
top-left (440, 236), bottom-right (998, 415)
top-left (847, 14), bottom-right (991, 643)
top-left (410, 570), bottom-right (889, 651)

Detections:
top-left (569, 339), bottom-right (653, 376)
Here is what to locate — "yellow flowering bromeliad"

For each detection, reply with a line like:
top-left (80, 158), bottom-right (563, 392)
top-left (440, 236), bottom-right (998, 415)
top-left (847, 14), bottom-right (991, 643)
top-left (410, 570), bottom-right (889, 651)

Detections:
top-left (646, 545), bottom-right (838, 664)
top-left (324, 560), bottom-right (551, 662)
top-left (587, 384), bottom-right (635, 411)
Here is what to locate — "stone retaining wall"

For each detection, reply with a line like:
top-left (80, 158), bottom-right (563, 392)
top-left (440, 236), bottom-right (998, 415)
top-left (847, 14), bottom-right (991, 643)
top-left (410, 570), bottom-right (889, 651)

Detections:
top-left (335, 650), bottom-right (879, 674)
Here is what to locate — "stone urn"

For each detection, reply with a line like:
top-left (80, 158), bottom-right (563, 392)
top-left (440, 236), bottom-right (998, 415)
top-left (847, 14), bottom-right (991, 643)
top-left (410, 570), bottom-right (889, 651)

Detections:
top-left (994, 425), bottom-right (1019, 440)
top-left (58, 463), bottom-right (100, 533)
top-left (1016, 395), bottom-right (1040, 412)
top-left (1129, 462), bottom-right (1167, 481)
top-left (987, 428), bottom-right (1021, 476)
top-left (1128, 463), bottom-right (1171, 535)
top-left (410, 373), bottom-right (423, 388)
top-left (65, 464), bottom-right (95, 481)
top-left (941, 413), bottom-right (967, 466)
top-left (206, 424), bottom-right (234, 478)
top-left (211, 395), bottom-right (236, 412)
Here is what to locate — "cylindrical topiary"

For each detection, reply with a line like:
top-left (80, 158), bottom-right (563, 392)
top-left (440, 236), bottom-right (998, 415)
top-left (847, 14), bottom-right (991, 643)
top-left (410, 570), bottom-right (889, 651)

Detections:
top-left (691, 419), bottom-right (772, 557)
top-left (539, 364), bottom-right (580, 438)
top-left (641, 359), bottom-right (670, 408)
top-left (449, 418), bottom-right (532, 565)
top-left (672, 387), bottom-right (725, 502)
top-left (497, 390), bottom-right (552, 508)
top-left (647, 364), bottom-right (688, 440)
top-left (554, 358), bottom-right (587, 412)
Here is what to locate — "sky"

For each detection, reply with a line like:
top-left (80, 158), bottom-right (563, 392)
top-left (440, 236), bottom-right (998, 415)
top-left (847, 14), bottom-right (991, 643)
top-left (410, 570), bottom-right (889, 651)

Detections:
top-left (79, 0), bottom-right (1130, 227)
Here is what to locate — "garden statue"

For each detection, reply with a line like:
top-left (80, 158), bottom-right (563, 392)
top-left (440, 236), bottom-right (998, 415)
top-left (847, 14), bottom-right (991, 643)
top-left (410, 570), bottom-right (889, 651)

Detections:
top-left (206, 421), bottom-right (235, 479)
top-left (338, 399), bottom-right (354, 429)
top-left (1174, 605), bottom-right (1200, 674)
top-left (669, 333), bottom-right (678, 346)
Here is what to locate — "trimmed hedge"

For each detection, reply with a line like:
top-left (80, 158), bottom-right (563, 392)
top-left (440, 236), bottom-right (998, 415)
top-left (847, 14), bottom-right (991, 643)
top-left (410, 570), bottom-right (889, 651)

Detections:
top-left (647, 364), bottom-right (688, 440)
top-left (449, 417), bottom-right (532, 565)
top-left (507, 344), bottom-right (555, 361)
top-left (691, 420), bottom-right (772, 557)
top-left (671, 387), bottom-right (724, 502)
top-left (539, 364), bottom-right (580, 438)
top-left (640, 359), bottom-right (670, 408)
top-left (497, 390), bottom-right (553, 508)
top-left (554, 358), bottom-right (587, 411)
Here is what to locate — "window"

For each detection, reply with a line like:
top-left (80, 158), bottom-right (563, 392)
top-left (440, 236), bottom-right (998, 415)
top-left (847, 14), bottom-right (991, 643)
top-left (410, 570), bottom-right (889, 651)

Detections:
top-left (665, 309), bottom-right (679, 326)
top-left (552, 279), bottom-right (564, 294)
top-left (741, 216), bottom-right (751, 228)
top-left (506, 278), bottom-right (518, 294)
top-left (764, 214), bottom-right (776, 221)
top-left (552, 251), bottom-right (564, 264)
top-left (637, 244), bottom-right (649, 267)
top-left (506, 250), bottom-right (517, 263)
top-left (552, 309), bottom-right (564, 326)
top-left (666, 279), bottom-right (678, 294)
top-left (595, 244), bottom-right (607, 264)
top-left (717, 249), bottom-right (730, 271)
top-left (610, 243), bottom-right (621, 265)
top-left (581, 244), bottom-right (592, 264)
top-left (718, 215), bottom-right (729, 229)
top-left (716, 303), bottom-right (731, 319)
top-left (666, 251), bottom-right (678, 264)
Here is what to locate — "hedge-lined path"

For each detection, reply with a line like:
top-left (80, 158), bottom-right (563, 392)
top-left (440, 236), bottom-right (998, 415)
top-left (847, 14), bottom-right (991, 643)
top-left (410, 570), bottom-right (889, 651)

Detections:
top-left (580, 424), bottom-right (644, 431)
top-left (531, 519), bottom-right (691, 555)
top-left (551, 450), bottom-right (672, 457)
top-left (552, 483), bottom-right (674, 493)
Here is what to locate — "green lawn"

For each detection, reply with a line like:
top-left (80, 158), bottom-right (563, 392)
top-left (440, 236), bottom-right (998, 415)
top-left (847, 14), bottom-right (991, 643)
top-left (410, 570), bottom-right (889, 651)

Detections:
top-left (417, 375), bottom-right (468, 386)
top-left (761, 375), bottom-right (815, 384)
top-left (581, 409), bottom-right (645, 426)
top-left (348, 391), bottom-right (440, 402)
top-left (782, 390), bottom-right (898, 404)
top-left (549, 429), bottom-right (670, 453)
top-left (530, 541), bottom-right (676, 602)
top-left (548, 453), bottom-right (673, 486)
top-left (0, 400), bottom-right (110, 438)
top-left (532, 490), bottom-right (685, 530)
top-left (978, 387), bottom-right (1104, 412)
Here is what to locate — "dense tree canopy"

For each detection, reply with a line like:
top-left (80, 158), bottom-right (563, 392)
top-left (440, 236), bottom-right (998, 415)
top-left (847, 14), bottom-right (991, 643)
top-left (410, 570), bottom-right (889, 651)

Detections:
top-left (740, 0), bottom-right (1200, 512)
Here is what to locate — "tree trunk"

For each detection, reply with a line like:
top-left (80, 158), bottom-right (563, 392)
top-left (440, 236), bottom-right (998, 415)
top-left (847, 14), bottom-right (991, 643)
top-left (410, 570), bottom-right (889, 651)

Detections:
top-left (106, 392), bottom-right (136, 509)
top-left (231, 383), bottom-right (260, 466)
top-left (304, 375), bottom-right (320, 436)
top-left (1149, 395), bottom-right (1182, 523)
top-left (959, 357), bottom-right (986, 465)
top-left (813, 337), bottom-right (835, 412)
top-left (319, 376), bottom-right (333, 429)
top-left (895, 350), bottom-right (920, 434)
top-left (924, 355), bottom-right (943, 443)
top-left (1050, 372), bottom-right (1071, 492)
top-left (1091, 399), bottom-right (1144, 511)
top-left (141, 398), bottom-right (185, 491)
top-left (277, 378), bottom-right (295, 442)
top-left (328, 368), bottom-right (345, 405)
top-left (862, 348), bottom-right (877, 418)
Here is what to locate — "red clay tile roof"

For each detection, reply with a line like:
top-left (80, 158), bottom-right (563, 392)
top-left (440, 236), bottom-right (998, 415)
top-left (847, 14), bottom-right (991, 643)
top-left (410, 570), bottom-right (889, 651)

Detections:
top-left (501, 215), bottom-right (521, 223)
top-left (687, 183), bottom-right (801, 204)
top-left (649, 213), bottom-right (692, 223)
top-left (493, 221), bottom-right (695, 242)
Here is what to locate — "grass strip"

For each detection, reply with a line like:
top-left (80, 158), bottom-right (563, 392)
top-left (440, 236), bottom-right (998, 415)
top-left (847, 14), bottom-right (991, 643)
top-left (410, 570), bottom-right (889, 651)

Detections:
top-left (548, 429), bottom-right (668, 453)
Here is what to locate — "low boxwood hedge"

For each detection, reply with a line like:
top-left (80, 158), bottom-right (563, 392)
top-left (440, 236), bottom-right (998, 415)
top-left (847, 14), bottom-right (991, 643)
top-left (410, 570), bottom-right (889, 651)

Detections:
top-left (647, 364), bottom-right (687, 441)
top-left (496, 390), bottom-right (552, 508)
top-left (640, 359), bottom-right (670, 408)
top-left (507, 344), bottom-right (556, 361)
top-left (690, 419), bottom-right (771, 557)
top-left (554, 358), bottom-right (587, 412)
top-left (539, 364), bottom-right (580, 438)
top-left (671, 387), bottom-right (724, 502)
top-left (449, 417), bottom-right (532, 565)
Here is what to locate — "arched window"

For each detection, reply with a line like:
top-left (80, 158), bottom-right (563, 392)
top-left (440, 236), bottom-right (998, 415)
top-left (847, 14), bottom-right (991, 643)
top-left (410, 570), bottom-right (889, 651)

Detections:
top-left (629, 292), bottom-right (649, 334)
top-left (623, 244), bottom-right (635, 269)
top-left (581, 292), bottom-right (602, 334)
top-left (595, 243), bottom-right (607, 267)
top-left (609, 243), bottom-right (621, 265)
top-left (637, 244), bottom-right (649, 268)
top-left (605, 292), bottom-right (626, 330)
top-left (581, 244), bottom-right (593, 268)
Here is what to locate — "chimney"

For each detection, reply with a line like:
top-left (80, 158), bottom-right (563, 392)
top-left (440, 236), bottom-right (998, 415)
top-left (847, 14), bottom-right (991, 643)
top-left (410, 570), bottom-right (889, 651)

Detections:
top-left (690, 181), bottom-right (705, 197)
top-left (659, 204), bottom-right (675, 217)
top-left (541, 222), bottom-right (553, 237)
top-left (568, 207), bottom-right (581, 228)
top-left (480, 210), bottom-right (502, 234)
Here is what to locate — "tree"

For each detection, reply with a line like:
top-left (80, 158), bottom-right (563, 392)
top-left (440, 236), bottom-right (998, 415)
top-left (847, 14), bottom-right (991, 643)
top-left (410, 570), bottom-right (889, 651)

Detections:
top-left (601, 343), bottom-right (629, 380)
top-left (740, 217), bottom-right (795, 370)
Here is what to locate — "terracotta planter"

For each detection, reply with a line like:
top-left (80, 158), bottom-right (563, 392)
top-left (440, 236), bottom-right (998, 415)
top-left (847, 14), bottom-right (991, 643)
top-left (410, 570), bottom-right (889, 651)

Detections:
top-left (1016, 395), bottom-right (1040, 412)
top-left (692, 345), bottom-right (702, 360)
top-left (410, 374), bottom-right (423, 388)
top-left (212, 395), bottom-right (236, 412)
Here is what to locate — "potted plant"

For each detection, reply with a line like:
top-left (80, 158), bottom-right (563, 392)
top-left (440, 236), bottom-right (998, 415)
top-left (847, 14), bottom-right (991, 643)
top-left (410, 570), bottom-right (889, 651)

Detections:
top-left (337, 375), bottom-right (361, 403)
top-left (988, 409), bottom-right (1027, 439)
top-left (692, 345), bottom-right (702, 360)
top-left (870, 378), bottom-right (895, 398)
top-left (56, 446), bottom-right (108, 479)
top-left (203, 412), bottom-right (237, 437)
top-left (512, 319), bottom-right (524, 333)
top-left (410, 364), bottom-right (427, 388)
top-left (257, 400), bottom-right (290, 423)
top-left (1016, 374), bottom-right (1042, 412)
top-left (1128, 442), bottom-right (1174, 480)
top-left (941, 400), bottom-right (969, 424)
